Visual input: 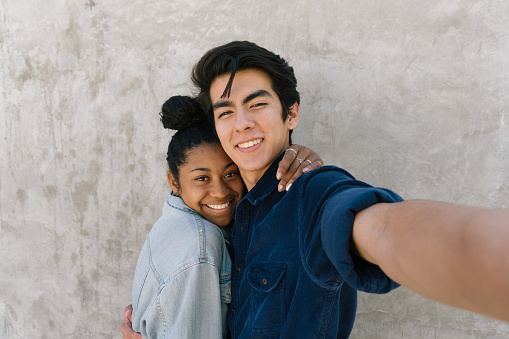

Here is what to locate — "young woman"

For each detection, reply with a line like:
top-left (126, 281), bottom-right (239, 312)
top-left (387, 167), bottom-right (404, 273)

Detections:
top-left (123, 96), bottom-right (322, 339)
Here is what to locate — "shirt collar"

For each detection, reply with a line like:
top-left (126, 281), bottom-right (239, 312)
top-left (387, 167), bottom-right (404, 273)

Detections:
top-left (243, 152), bottom-right (285, 206)
top-left (166, 190), bottom-right (232, 241)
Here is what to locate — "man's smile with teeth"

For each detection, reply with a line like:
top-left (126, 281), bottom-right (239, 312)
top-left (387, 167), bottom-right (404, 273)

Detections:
top-left (206, 201), bottom-right (231, 210)
top-left (237, 138), bottom-right (262, 149)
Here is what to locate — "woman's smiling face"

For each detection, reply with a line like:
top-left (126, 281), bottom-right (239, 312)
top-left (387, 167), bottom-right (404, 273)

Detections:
top-left (167, 142), bottom-right (245, 227)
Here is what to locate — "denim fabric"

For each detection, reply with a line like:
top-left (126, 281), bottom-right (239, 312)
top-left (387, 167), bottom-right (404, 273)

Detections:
top-left (132, 192), bottom-right (232, 339)
top-left (227, 154), bottom-right (403, 338)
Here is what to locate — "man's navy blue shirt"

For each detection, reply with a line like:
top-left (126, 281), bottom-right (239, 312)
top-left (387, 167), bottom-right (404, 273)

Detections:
top-left (227, 154), bottom-right (403, 338)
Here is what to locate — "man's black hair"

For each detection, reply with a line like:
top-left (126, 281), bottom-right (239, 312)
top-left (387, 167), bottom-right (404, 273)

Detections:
top-left (191, 41), bottom-right (300, 143)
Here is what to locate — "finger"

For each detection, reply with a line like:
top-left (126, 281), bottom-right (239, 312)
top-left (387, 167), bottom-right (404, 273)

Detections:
top-left (282, 157), bottom-right (308, 191)
top-left (124, 304), bottom-right (133, 316)
top-left (276, 145), bottom-right (315, 180)
top-left (286, 158), bottom-right (324, 191)
top-left (120, 315), bottom-right (132, 336)
top-left (277, 147), bottom-right (323, 191)
top-left (276, 148), bottom-right (298, 180)
top-left (120, 315), bottom-right (143, 339)
top-left (302, 158), bottom-right (324, 173)
top-left (278, 153), bottom-right (305, 191)
top-left (284, 167), bottom-right (304, 191)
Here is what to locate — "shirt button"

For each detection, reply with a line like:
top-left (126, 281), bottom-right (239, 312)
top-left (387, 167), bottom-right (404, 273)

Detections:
top-left (231, 307), bottom-right (236, 314)
top-left (262, 277), bottom-right (267, 285)
top-left (236, 266), bottom-right (241, 272)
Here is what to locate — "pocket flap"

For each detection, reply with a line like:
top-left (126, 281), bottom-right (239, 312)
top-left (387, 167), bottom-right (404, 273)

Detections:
top-left (248, 263), bottom-right (286, 292)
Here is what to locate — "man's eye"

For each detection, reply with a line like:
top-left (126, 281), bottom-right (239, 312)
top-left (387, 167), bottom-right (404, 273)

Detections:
top-left (251, 102), bottom-right (267, 108)
top-left (217, 110), bottom-right (233, 118)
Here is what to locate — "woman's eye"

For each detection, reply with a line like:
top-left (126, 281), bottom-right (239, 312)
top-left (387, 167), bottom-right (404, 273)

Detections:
top-left (225, 171), bottom-right (239, 179)
top-left (195, 176), bottom-right (208, 181)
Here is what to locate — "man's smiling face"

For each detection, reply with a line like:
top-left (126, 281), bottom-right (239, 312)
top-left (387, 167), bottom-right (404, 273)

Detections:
top-left (210, 69), bottom-right (299, 190)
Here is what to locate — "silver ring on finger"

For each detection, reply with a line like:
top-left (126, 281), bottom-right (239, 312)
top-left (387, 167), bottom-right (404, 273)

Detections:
top-left (304, 159), bottom-right (312, 165)
top-left (296, 157), bottom-right (304, 164)
top-left (286, 148), bottom-right (298, 156)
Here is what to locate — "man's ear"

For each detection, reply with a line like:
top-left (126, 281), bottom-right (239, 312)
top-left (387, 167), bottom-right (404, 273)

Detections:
top-left (167, 172), bottom-right (180, 196)
top-left (287, 102), bottom-right (299, 130)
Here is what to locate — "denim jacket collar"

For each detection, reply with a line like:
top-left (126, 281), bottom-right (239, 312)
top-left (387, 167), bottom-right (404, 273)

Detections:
top-left (166, 190), bottom-right (195, 213)
top-left (167, 190), bottom-right (232, 242)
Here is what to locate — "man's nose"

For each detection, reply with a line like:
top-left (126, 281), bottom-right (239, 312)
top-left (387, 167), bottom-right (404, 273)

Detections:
top-left (234, 108), bottom-right (255, 131)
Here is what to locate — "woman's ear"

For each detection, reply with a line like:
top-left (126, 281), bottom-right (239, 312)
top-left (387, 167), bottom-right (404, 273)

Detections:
top-left (167, 172), bottom-right (180, 196)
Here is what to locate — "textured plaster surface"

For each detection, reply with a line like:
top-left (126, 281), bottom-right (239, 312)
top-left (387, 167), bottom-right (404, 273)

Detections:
top-left (0, 0), bottom-right (508, 338)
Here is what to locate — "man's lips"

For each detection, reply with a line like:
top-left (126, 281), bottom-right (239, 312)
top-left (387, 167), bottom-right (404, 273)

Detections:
top-left (237, 138), bottom-right (263, 149)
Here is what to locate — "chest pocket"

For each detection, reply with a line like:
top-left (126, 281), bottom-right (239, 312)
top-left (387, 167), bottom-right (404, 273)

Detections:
top-left (247, 263), bottom-right (286, 336)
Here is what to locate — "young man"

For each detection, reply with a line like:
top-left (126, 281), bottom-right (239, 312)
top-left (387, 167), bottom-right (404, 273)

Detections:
top-left (121, 41), bottom-right (509, 338)
top-left (190, 41), bottom-right (509, 338)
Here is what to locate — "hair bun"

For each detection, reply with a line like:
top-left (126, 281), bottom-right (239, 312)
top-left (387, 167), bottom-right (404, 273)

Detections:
top-left (160, 95), bottom-right (208, 131)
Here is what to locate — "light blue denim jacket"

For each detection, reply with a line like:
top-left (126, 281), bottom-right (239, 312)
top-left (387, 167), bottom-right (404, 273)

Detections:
top-left (131, 192), bottom-right (232, 338)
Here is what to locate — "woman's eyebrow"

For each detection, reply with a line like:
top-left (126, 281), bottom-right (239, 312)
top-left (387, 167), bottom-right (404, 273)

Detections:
top-left (223, 162), bottom-right (236, 170)
top-left (190, 167), bottom-right (211, 173)
top-left (190, 162), bottom-right (236, 172)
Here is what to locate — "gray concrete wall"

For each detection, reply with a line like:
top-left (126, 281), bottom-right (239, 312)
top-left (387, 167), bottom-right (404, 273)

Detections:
top-left (1, 0), bottom-right (508, 338)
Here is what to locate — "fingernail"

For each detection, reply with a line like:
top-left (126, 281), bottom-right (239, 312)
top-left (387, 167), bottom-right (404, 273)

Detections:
top-left (303, 167), bottom-right (310, 173)
top-left (285, 183), bottom-right (292, 191)
top-left (276, 172), bottom-right (282, 180)
top-left (278, 184), bottom-right (284, 192)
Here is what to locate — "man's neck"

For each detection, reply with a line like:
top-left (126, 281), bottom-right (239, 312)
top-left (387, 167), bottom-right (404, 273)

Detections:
top-left (239, 146), bottom-right (290, 191)
top-left (240, 164), bottom-right (272, 191)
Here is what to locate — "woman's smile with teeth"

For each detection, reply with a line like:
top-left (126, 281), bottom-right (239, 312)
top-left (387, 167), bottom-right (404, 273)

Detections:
top-left (237, 138), bottom-right (262, 149)
top-left (207, 201), bottom-right (231, 210)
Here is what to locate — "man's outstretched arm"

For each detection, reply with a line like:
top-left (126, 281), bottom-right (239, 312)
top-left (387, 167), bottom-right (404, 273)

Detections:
top-left (352, 199), bottom-right (509, 322)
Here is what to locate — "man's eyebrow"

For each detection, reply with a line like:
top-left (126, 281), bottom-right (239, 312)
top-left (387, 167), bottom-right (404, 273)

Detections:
top-left (212, 89), bottom-right (273, 111)
top-left (242, 89), bottom-right (273, 105)
top-left (212, 100), bottom-right (234, 111)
